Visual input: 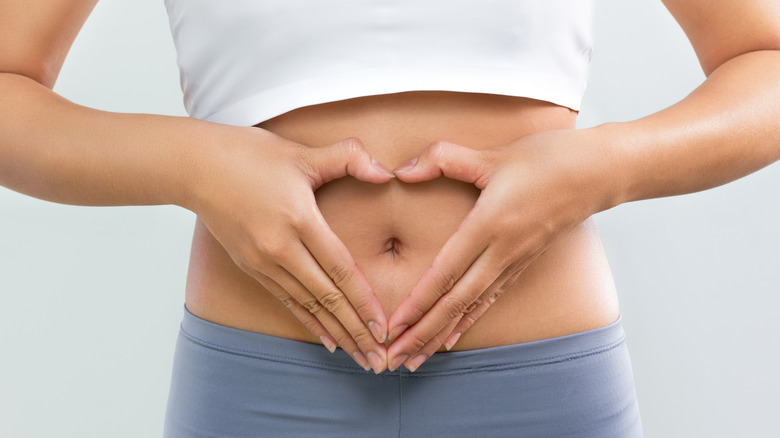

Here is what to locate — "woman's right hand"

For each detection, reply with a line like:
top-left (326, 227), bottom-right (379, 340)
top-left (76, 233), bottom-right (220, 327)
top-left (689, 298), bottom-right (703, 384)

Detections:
top-left (185, 125), bottom-right (394, 373)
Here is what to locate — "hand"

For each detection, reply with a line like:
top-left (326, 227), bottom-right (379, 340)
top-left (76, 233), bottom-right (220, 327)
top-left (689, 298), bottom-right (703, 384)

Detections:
top-left (187, 126), bottom-right (395, 373)
top-left (385, 128), bottom-right (618, 371)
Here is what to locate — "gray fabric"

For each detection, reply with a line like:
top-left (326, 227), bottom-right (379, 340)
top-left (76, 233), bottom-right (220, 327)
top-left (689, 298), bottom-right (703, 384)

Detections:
top-left (164, 306), bottom-right (643, 437)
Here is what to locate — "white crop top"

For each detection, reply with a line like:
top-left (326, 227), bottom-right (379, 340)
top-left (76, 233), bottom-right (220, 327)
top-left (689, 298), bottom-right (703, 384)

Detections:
top-left (164, 0), bottom-right (594, 127)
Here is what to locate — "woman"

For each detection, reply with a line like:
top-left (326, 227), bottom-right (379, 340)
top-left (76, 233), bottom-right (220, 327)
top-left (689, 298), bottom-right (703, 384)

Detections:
top-left (1, 0), bottom-right (779, 436)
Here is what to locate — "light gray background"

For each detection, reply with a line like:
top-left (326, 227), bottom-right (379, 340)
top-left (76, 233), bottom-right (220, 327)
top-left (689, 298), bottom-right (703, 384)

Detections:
top-left (1, 1), bottom-right (778, 436)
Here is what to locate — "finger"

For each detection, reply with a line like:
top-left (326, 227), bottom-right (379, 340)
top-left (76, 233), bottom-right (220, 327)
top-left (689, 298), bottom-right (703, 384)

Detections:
top-left (392, 141), bottom-right (491, 188)
top-left (395, 266), bottom-right (522, 372)
top-left (261, 263), bottom-right (379, 372)
top-left (253, 272), bottom-right (339, 353)
top-left (388, 249), bottom-right (504, 365)
top-left (396, 316), bottom-right (462, 373)
top-left (304, 137), bottom-right (395, 186)
top-left (298, 210), bottom-right (388, 345)
top-left (386, 210), bottom-right (487, 342)
top-left (442, 268), bottom-right (525, 351)
top-left (276, 240), bottom-right (387, 373)
top-left (399, 268), bottom-right (517, 372)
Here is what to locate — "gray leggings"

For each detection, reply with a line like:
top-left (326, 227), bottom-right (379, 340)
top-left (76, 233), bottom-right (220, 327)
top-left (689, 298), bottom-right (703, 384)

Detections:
top-left (164, 307), bottom-right (643, 437)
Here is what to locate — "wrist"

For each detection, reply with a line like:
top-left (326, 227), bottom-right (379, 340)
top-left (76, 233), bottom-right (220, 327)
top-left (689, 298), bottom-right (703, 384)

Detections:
top-left (578, 122), bottom-right (636, 213)
top-left (178, 121), bottom-right (276, 215)
top-left (175, 119), bottom-right (233, 213)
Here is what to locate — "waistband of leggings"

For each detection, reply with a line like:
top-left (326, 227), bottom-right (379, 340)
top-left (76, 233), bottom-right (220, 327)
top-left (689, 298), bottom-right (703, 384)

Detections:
top-left (179, 305), bottom-right (626, 375)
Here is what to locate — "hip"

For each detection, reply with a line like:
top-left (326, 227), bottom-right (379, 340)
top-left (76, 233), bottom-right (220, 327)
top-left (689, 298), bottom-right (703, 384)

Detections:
top-left (165, 306), bottom-right (642, 437)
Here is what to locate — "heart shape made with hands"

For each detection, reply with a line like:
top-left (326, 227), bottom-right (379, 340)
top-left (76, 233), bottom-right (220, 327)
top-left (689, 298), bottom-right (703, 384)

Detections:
top-left (312, 137), bottom-right (498, 372)
top-left (315, 129), bottom-right (596, 372)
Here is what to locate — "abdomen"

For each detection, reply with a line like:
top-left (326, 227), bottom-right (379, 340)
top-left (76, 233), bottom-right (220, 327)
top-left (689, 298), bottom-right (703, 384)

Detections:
top-left (184, 91), bottom-right (619, 350)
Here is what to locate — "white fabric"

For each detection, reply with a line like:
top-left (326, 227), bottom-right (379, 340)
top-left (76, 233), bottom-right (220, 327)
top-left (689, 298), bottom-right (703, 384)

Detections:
top-left (164, 0), bottom-right (594, 126)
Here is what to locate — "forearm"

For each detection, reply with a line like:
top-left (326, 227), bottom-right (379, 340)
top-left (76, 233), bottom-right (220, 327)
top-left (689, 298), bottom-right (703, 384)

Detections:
top-left (593, 49), bottom-right (780, 208)
top-left (0, 72), bottom-right (214, 208)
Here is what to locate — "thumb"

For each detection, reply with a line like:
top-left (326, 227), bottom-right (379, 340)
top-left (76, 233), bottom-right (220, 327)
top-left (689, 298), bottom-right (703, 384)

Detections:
top-left (307, 137), bottom-right (395, 186)
top-left (392, 141), bottom-right (490, 187)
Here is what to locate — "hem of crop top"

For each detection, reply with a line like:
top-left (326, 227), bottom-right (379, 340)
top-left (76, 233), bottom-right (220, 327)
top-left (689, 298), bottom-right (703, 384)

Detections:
top-left (193, 66), bottom-right (587, 127)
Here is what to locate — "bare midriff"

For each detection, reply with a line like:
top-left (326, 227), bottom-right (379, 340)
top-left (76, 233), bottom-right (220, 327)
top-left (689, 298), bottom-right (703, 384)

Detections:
top-left (185, 91), bottom-right (619, 352)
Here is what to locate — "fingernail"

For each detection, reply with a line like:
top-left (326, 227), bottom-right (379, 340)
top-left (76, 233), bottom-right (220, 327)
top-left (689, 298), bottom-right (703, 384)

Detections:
top-left (407, 354), bottom-right (428, 373)
top-left (393, 157), bottom-right (418, 174)
top-left (353, 351), bottom-right (371, 372)
top-left (389, 354), bottom-right (408, 372)
top-left (368, 321), bottom-right (386, 343)
top-left (367, 352), bottom-right (385, 374)
top-left (320, 336), bottom-right (337, 353)
top-left (371, 158), bottom-right (395, 178)
top-left (388, 324), bottom-right (408, 342)
top-left (444, 332), bottom-right (462, 351)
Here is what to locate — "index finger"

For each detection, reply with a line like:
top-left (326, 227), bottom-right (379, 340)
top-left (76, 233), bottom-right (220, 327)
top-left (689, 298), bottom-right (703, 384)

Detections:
top-left (386, 210), bottom-right (489, 342)
top-left (393, 141), bottom-right (491, 188)
top-left (297, 207), bottom-right (388, 344)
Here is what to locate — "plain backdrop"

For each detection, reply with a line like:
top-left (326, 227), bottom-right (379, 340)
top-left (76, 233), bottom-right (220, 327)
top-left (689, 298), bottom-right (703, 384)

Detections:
top-left (1, 1), bottom-right (778, 437)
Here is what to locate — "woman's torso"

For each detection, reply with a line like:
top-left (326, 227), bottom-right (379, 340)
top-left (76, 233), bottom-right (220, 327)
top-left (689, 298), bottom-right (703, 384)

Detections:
top-left (184, 91), bottom-right (619, 351)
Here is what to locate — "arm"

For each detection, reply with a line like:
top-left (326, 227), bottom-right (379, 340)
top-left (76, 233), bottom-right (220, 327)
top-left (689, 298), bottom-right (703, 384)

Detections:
top-left (385, 0), bottom-right (780, 371)
top-left (600, 0), bottom-right (780, 206)
top-left (1, 0), bottom-right (392, 373)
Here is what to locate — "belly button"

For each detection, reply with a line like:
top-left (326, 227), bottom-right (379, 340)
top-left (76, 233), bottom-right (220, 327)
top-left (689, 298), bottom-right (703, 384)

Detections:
top-left (382, 237), bottom-right (402, 258)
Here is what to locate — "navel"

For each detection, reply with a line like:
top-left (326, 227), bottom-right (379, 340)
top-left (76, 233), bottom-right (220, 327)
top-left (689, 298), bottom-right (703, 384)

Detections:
top-left (382, 237), bottom-right (403, 259)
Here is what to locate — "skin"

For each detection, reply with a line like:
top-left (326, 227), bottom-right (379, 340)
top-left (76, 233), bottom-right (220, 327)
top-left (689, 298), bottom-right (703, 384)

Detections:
top-left (189, 93), bottom-right (620, 374)
top-left (1, 0), bottom-right (779, 378)
top-left (384, 0), bottom-right (780, 370)
top-left (1, 0), bottom-right (394, 371)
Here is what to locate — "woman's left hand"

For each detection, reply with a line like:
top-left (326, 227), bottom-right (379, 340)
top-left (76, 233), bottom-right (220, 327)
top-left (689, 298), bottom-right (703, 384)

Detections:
top-left (385, 128), bottom-right (621, 372)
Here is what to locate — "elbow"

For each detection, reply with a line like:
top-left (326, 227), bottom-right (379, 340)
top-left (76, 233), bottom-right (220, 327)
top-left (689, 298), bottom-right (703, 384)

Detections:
top-left (701, 37), bottom-right (780, 78)
top-left (0, 58), bottom-right (61, 90)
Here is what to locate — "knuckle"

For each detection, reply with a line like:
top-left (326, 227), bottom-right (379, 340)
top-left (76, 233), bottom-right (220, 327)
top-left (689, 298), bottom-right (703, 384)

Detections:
top-left (255, 235), bottom-right (288, 259)
top-left (235, 251), bottom-right (266, 276)
top-left (428, 141), bottom-right (449, 166)
top-left (348, 290), bottom-right (373, 313)
top-left (442, 294), bottom-right (472, 320)
top-left (329, 263), bottom-right (356, 288)
top-left (490, 216), bottom-right (516, 239)
top-left (278, 200), bottom-right (312, 231)
top-left (318, 290), bottom-right (348, 314)
top-left (407, 334), bottom-right (427, 352)
top-left (349, 298), bottom-right (375, 322)
top-left (407, 299), bottom-right (431, 321)
top-left (301, 297), bottom-right (325, 315)
top-left (463, 298), bottom-right (482, 314)
top-left (279, 295), bottom-right (296, 310)
top-left (430, 270), bottom-right (457, 295)
top-left (287, 212), bottom-right (309, 233)
top-left (339, 137), bottom-right (365, 156)
top-left (428, 140), bottom-right (448, 157)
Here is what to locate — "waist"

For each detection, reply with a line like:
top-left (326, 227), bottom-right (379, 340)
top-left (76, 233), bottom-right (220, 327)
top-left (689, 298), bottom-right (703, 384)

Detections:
top-left (185, 91), bottom-right (619, 350)
top-left (178, 304), bottom-right (626, 375)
